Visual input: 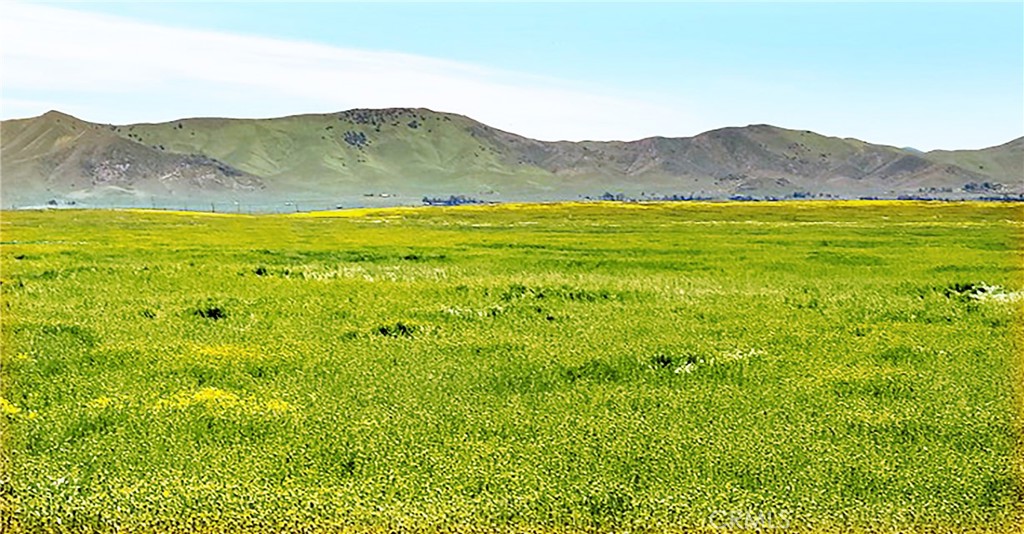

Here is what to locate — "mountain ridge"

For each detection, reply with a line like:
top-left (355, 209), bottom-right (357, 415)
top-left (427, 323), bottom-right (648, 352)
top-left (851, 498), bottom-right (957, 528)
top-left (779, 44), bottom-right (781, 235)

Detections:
top-left (2, 108), bottom-right (1020, 209)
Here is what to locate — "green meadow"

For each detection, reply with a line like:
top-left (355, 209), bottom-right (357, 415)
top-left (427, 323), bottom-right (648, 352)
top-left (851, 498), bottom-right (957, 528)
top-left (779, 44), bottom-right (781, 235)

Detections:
top-left (0, 201), bottom-right (1021, 533)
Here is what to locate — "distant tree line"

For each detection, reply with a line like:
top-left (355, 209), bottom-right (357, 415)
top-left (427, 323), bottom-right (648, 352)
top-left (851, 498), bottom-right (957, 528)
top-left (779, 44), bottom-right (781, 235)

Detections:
top-left (962, 181), bottom-right (1004, 193)
top-left (422, 195), bottom-right (485, 206)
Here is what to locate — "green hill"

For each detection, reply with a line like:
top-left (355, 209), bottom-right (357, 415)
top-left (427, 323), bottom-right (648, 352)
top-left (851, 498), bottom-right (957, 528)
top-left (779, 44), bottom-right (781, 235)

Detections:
top-left (2, 108), bottom-right (1020, 208)
top-left (926, 137), bottom-right (1024, 190)
top-left (118, 109), bottom-right (550, 202)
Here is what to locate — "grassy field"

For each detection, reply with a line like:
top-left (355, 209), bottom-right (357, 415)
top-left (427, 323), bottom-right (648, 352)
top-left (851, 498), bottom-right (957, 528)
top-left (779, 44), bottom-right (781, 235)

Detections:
top-left (0, 201), bottom-right (1021, 533)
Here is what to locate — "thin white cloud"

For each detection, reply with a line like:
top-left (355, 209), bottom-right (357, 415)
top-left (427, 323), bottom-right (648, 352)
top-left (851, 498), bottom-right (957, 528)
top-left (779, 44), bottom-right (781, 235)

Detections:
top-left (0, 2), bottom-right (697, 142)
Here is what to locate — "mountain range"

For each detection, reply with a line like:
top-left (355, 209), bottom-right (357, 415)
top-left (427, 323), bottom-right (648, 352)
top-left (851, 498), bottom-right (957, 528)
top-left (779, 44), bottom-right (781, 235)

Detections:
top-left (1, 108), bottom-right (1020, 209)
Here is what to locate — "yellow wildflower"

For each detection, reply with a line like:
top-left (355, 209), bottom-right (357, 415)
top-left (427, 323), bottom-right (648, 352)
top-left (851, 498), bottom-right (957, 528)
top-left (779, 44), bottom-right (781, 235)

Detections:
top-left (156, 387), bottom-right (240, 410)
top-left (1, 397), bottom-right (21, 416)
top-left (265, 399), bottom-right (292, 413)
top-left (197, 344), bottom-right (257, 361)
top-left (190, 387), bottom-right (239, 405)
top-left (87, 396), bottom-right (115, 409)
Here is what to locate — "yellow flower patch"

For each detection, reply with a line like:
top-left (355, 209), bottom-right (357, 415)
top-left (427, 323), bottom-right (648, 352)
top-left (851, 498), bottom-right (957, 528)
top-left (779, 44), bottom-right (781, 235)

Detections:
top-left (264, 399), bottom-right (292, 413)
top-left (157, 387), bottom-right (240, 410)
top-left (86, 396), bottom-right (116, 410)
top-left (1, 397), bottom-right (22, 416)
top-left (155, 387), bottom-right (296, 416)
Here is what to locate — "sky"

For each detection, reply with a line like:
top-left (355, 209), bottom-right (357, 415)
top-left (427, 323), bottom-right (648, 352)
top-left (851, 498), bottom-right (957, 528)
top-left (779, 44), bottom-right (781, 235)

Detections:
top-left (1, 1), bottom-right (1022, 150)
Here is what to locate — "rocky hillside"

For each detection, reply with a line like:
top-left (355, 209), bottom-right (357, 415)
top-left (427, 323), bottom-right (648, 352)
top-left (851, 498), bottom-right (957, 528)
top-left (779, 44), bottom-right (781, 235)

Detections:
top-left (2, 108), bottom-right (1020, 208)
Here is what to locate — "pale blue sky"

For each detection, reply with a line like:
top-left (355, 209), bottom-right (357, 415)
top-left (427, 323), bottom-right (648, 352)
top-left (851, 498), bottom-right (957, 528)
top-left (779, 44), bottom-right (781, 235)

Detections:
top-left (2, 2), bottom-right (1022, 150)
